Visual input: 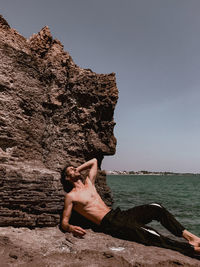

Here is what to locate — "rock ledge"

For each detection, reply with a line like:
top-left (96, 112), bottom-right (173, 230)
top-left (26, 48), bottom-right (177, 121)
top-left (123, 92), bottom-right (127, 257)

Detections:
top-left (0, 227), bottom-right (199, 267)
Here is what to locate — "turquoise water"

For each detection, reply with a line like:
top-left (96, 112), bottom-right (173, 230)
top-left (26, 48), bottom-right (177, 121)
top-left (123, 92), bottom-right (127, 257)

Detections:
top-left (107, 175), bottom-right (200, 237)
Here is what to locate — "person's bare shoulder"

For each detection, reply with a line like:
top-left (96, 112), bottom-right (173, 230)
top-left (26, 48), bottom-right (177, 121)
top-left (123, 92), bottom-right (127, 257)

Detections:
top-left (64, 191), bottom-right (76, 203)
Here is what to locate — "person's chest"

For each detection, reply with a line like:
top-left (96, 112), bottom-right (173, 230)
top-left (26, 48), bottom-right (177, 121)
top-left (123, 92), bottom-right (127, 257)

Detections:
top-left (73, 184), bottom-right (98, 207)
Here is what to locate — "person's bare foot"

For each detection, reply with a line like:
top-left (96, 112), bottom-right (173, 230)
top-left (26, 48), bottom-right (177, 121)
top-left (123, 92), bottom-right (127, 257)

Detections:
top-left (182, 230), bottom-right (200, 248)
top-left (194, 246), bottom-right (200, 254)
top-left (187, 234), bottom-right (200, 247)
top-left (189, 240), bottom-right (200, 247)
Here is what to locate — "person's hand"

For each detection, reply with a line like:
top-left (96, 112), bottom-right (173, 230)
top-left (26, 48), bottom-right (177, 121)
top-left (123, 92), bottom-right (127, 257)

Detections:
top-left (69, 225), bottom-right (86, 238)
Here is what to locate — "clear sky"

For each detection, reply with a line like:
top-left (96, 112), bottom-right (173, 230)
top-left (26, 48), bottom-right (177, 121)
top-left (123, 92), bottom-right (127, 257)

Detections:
top-left (1, 0), bottom-right (200, 173)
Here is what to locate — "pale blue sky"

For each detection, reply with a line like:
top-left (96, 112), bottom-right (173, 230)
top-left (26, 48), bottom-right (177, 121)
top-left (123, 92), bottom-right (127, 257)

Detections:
top-left (2, 0), bottom-right (200, 172)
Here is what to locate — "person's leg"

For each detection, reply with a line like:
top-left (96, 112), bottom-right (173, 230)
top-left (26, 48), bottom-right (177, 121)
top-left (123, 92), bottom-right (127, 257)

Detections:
top-left (122, 203), bottom-right (200, 254)
top-left (100, 210), bottom-right (195, 257)
top-left (133, 224), bottom-right (195, 257)
top-left (182, 230), bottom-right (200, 250)
top-left (123, 203), bottom-right (184, 237)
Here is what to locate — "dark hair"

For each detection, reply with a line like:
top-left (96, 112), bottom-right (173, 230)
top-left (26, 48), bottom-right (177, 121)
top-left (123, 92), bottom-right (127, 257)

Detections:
top-left (60, 165), bottom-right (74, 193)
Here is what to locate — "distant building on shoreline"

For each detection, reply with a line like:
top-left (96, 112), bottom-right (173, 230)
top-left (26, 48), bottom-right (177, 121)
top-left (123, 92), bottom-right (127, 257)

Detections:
top-left (106, 170), bottom-right (199, 175)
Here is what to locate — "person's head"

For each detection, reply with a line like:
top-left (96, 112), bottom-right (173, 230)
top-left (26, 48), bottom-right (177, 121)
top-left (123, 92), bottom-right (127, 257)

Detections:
top-left (65, 166), bottom-right (81, 180)
top-left (61, 164), bottom-right (81, 192)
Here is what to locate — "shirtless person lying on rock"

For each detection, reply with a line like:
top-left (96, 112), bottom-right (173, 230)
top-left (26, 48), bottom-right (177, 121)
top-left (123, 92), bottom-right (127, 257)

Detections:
top-left (61, 158), bottom-right (200, 257)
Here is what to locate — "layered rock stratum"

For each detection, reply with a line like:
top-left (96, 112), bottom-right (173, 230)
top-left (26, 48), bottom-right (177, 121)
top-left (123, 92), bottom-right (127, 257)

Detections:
top-left (0, 15), bottom-right (118, 227)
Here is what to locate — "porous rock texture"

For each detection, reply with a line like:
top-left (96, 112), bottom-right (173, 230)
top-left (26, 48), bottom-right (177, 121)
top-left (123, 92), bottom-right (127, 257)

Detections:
top-left (1, 227), bottom-right (200, 267)
top-left (0, 15), bottom-right (118, 227)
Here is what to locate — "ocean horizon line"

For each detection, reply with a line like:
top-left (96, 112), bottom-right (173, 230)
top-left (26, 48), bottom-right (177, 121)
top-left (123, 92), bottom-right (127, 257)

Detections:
top-left (105, 170), bottom-right (200, 175)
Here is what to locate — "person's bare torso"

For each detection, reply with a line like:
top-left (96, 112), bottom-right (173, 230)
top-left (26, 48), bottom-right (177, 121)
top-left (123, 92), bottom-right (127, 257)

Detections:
top-left (69, 177), bottom-right (111, 225)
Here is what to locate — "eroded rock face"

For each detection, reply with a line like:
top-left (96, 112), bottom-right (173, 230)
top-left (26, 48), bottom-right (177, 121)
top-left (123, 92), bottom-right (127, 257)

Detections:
top-left (0, 15), bottom-right (118, 227)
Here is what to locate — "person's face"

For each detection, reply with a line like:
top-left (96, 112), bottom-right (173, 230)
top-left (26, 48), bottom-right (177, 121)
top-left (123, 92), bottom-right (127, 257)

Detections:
top-left (66, 166), bottom-right (80, 181)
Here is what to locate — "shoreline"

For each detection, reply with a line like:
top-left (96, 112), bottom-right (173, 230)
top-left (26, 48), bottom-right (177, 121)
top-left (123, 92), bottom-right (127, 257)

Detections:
top-left (106, 171), bottom-right (200, 176)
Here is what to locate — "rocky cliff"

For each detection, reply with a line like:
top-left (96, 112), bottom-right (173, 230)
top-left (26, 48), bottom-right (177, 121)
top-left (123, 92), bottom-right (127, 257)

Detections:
top-left (0, 15), bottom-right (118, 227)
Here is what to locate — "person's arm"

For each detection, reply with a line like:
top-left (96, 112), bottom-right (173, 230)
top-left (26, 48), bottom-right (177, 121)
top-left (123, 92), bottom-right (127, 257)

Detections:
top-left (76, 158), bottom-right (97, 184)
top-left (61, 194), bottom-right (86, 237)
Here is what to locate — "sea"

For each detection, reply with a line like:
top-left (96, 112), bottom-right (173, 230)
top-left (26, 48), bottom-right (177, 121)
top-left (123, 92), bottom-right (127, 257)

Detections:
top-left (107, 174), bottom-right (200, 237)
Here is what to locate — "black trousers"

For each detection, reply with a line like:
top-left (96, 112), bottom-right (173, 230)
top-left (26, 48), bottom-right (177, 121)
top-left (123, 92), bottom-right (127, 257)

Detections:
top-left (100, 203), bottom-right (194, 256)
